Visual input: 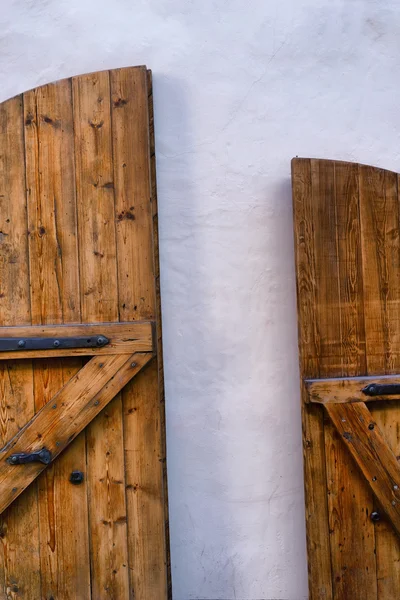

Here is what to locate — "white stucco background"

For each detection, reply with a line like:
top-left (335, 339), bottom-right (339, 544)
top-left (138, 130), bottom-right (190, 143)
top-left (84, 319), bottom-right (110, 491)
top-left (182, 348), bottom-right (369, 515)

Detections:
top-left (2, 1), bottom-right (400, 599)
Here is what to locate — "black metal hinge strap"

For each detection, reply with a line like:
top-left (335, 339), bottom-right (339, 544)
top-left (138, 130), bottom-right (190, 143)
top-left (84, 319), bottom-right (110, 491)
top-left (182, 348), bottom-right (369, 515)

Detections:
top-left (0, 335), bottom-right (109, 352)
top-left (362, 383), bottom-right (400, 396)
top-left (7, 448), bottom-right (52, 465)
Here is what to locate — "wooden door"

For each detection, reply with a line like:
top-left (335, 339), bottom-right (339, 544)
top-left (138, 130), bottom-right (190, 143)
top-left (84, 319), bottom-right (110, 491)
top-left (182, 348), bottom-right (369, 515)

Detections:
top-left (292, 158), bottom-right (400, 599)
top-left (0, 66), bottom-right (169, 599)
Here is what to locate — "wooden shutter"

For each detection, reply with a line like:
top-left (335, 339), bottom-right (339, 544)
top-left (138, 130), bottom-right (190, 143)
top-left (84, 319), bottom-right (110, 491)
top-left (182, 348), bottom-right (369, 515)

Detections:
top-left (0, 66), bottom-right (169, 599)
top-left (292, 158), bottom-right (400, 600)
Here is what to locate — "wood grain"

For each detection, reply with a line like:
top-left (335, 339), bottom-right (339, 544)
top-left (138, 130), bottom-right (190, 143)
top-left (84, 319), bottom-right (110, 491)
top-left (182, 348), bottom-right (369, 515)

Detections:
top-left (0, 67), bottom-right (169, 598)
top-left (72, 71), bottom-right (118, 323)
top-left (73, 69), bottom-right (131, 599)
top-left (0, 353), bottom-right (151, 516)
top-left (359, 165), bottom-right (400, 597)
top-left (111, 66), bottom-right (169, 599)
top-left (324, 160), bottom-right (376, 600)
top-left (292, 158), bottom-right (333, 600)
top-left (327, 402), bottom-right (400, 537)
top-left (0, 321), bottom-right (153, 360)
top-left (312, 159), bottom-right (376, 600)
top-left (292, 158), bottom-right (379, 600)
top-left (23, 77), bottom-right (89, 600)
top-left (0, 95), bottom-right (41, 599)
top-left (148, 68), bottom-right (172, 598)
top-left (306, 374), bottom-right (400, 404)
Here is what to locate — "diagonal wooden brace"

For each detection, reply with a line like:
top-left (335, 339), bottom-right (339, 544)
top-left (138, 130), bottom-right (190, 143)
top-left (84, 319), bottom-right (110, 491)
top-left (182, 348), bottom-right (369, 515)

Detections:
top-left (326, 401), bottom-right (400, 537)
top-left (0, 351), bottom-right (153, 515)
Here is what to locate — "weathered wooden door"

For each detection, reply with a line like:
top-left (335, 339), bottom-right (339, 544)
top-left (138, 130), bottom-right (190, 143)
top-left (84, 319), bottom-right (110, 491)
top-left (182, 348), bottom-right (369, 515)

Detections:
top-left (0, 66), bottom-right (169, 599)
top-left (292, 158), bottom-right (400, 599)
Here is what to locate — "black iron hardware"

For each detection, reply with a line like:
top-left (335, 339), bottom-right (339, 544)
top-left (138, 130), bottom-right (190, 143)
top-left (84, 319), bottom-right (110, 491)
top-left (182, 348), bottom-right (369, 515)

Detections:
top-left (7, 448), bottom-right (52, 465)
top-left (362, 383), bottom-right (400, 396)
top-left (0, 335), bottom-right (109, 353)
top-left (69, 471), bottom-right (84, 485)
top-left (371, 511), bottom-right (381, 522)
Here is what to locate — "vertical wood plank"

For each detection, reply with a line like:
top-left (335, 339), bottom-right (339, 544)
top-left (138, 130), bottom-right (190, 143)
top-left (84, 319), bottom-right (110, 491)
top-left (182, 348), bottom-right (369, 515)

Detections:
top-left (292, 158), bottom-right (333, 600)
top-left (147, 68), bottom-right (172, 599)
top-left (72, 70), bottom-right (130, 599)
top-left (324, 161), bottom-right (376, 600)
top-left (311, 159), bottom-right (376, 600)
top-left (334, 162), bottom-right (366, 378)
top-left (111, 66), bottom-right (168, 599)
top-left (293, 158), bottom-right (379, 600)
top-left (0, 96), bottom-right (41, 599)
top-left (359, 165), bottom-right (400, 598)
top-left (24, 78), bottom-right (91, 599)
top-left (73, 71), bottom-right (119, 323)
top-left (24, 80), bottom-right (80, 325)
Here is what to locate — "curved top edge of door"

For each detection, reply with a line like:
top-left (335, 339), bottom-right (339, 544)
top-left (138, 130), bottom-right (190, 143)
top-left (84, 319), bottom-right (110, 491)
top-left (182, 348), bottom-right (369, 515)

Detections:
top-left (0, 64), bottom-right (149, 105)
top-left (291, 156), bottom-right (398, 175)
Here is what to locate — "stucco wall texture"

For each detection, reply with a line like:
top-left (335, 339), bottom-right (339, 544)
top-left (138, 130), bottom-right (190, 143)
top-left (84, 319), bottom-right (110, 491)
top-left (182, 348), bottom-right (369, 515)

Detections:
top-left (2, 1), bottom-right (400, 599)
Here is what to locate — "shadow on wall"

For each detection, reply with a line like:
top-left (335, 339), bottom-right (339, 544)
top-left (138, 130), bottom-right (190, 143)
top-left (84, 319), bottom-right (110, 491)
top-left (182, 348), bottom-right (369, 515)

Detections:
top-left (157, 74), bottom-right (307, 599)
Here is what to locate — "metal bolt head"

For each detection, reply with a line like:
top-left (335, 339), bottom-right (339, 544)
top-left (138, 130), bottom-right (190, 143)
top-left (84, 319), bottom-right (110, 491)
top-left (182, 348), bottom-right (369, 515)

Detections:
top-left (371, 511), bottom-right (381, 522)
top-left (18, 340), bottom-right (25, 348)
top-left (97, 336), bottom-right (107, 346)
top-left (394, 485), bottom-right (399, 491)
top-left (53, 340), bottom-right (60, 347)
top-left (368, 423), bottom-right (375, 430)
top-left (69, 470), bottom-right (84, 485)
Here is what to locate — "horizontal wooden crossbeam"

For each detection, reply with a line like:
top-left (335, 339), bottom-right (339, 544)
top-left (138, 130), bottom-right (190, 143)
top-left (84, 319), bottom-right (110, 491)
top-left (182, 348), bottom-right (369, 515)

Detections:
top-left (0, 351), bottom-right (153, 515)
top-left (0, 321), bottom-right (154, 359)
top-left (305, 374), bottom-right (400, 404)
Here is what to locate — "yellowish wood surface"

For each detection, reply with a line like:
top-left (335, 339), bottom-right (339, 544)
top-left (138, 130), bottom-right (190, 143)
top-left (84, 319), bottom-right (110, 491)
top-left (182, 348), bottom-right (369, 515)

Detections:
top-left (0, 67), bottom-right (169, 599)
top-left (306, 374), bottom-right (400, 404)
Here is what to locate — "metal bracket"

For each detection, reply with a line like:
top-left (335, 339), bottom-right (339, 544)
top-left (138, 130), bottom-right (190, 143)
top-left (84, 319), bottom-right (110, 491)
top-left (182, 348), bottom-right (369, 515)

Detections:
top-left (7, 448), bottom-right (52, 465)
top-left (0, 335), bottom-right (109, 353)
top-left (362, 383), bottom-right (400, 396)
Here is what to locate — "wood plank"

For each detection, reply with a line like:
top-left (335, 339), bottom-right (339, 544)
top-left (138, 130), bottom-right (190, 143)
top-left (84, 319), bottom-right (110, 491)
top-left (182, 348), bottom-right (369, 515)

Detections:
top-left (311, 159), bottom-right (376, 600)
top-left (306, 374), bottom-right (400, 404)
top-left (0, 352), bottom-right (151, 516)
top-left (291, 158), bottom-right (333, 600)
top-left (0, 321), bottom-right (153, 360)
top-left (111, 66), bottom-right (168, 598)
top-left (359, 164), bottom-right (400, 597)
top-left (334, 161), bottom-right (366, 377)
top-left (73, 68), bottom-right (130, 599)
top-left (23, 77), bottom-right (90, 600)
top-left (325, 160), bottom-right (376, 600)
top-left (86, 393), bottom-right (129, 598)
top-left (0, 361), bottom-right (40, 599)
top-left (148, 68), bottom-right (172, 598)
top-left (72, 71), bottom-right (118, 324)
top-left (35, 361), bottom-right (90, 600)
top-left (24, 80), bottom-right (80, 325)
top-left (0, 94), bottom-right (41, 599)
top-left (359, 166), bottom-right (400, 375)
top-left (326, 402), bottom-right (400, 537)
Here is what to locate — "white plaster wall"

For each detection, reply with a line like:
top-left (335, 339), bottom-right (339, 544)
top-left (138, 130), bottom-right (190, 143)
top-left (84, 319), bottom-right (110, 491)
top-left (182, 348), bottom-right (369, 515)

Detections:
top-left (2, 1), bottom-right (400, 598)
